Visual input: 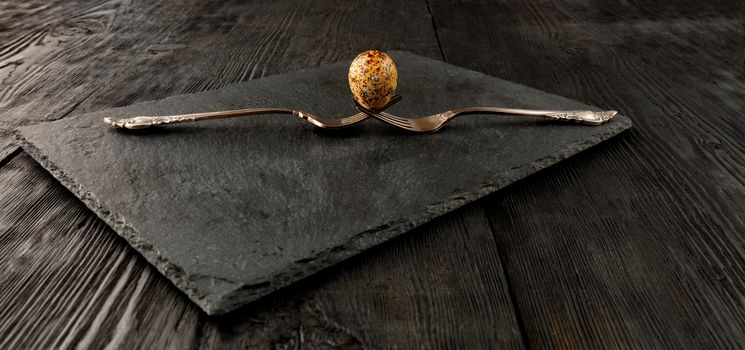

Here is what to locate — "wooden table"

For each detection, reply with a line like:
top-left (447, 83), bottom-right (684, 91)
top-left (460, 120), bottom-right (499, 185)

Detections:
top-left (1, 0), bottom-right (744, 348)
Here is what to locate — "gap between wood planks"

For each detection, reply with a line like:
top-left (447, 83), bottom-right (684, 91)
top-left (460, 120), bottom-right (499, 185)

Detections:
top-left (421, 0), bottom-right (534, 347)
top-left (424, 0), bottom-right (446, 61)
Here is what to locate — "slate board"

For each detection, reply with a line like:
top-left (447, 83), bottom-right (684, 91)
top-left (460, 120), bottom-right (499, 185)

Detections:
top-left (16, 51), bottom-right (631, 315)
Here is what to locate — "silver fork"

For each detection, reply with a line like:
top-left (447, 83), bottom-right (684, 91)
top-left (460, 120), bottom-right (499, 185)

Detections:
top-left (104, 95), bottom-right (401, 130)
top-left (355, 102), bottom-right (618, 133)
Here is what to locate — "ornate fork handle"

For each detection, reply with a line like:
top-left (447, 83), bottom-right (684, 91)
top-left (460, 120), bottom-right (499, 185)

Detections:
top-left (104, 108), bottom-right (298, 130)
top-left (448, 107), bottom-right (618, 126)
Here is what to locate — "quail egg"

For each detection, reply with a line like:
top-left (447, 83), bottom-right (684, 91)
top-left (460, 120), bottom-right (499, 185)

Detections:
top-left (348, 50), bottom-right (398, 111)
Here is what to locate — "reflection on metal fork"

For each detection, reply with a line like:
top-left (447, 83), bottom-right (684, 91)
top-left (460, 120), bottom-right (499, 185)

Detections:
top-left (355, 102), bottom-right (618, 133)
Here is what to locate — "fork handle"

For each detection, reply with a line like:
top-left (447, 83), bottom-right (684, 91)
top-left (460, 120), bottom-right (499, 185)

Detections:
top-left (104, 108), bottom-right (298, 129)
top-left (451, 107), bottom-right (618, 126)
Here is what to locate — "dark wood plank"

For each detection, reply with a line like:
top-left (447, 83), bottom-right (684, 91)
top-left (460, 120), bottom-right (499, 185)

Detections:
top-left (0, 0), bottom-right (526, 347)
top-left (429, 0), bottom-right (745, 348)
top-left (0, 153), bottom-right (524, 349)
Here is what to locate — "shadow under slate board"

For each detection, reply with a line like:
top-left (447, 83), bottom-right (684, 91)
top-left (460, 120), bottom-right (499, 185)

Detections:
top-left (16, 51), bottom-right (631, 315)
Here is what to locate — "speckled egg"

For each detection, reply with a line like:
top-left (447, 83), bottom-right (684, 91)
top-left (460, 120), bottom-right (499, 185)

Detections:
top-left (348, 50), bottom-right (398, 111)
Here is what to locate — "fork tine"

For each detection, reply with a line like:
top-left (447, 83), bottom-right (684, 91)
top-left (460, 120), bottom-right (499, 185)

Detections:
top-left (375, 113), bottom-right (415, 130)
top-left (380, 116), bottom-right (409, 127)
top-left (353, 95), bottom-right (401, 113)
top-left (380, 115), bottom-right (411, 128)
top-left (349, 112), bottom-right (366, 123)
top-left (351, 94), bottom-right (417, 131)
top-left (388, 94), bottom-right (402, 105)
top-left (379, 112), bottom-right (411, 124)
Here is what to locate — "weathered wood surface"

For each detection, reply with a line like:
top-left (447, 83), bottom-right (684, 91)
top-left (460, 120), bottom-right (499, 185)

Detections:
top-left (0, 0), bottom-right (524, 348)
top-left (428, 0), bottom-right (745, 348)
top-left (1, 0), bottom-right (745, 348)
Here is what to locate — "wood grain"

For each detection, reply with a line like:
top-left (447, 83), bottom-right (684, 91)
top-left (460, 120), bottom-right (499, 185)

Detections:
top-left (3, 0), bottom-right (745, 347)
top-left (428, 0), bottom-right (745, 348)
top-left (0, 0), bottom-right (526, 348)
top-left (0, 153), bottom-right (524, 349)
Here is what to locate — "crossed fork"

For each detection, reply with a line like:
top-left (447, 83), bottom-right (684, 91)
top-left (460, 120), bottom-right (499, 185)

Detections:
top-left (104, 94), bottom-right (617, 133)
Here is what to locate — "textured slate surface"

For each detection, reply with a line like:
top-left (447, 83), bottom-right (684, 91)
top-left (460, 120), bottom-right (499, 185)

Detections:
top-left (16, 51), bottom-right (631, 315)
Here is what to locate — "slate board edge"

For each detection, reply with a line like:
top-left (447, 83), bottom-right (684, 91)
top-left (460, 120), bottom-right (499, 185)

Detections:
top-left (14, 116), bottom-right (631, 315)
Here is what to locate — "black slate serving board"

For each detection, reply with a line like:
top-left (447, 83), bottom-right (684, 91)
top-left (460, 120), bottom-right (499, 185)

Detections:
top-left (16, 51), bottom-right (631, 315)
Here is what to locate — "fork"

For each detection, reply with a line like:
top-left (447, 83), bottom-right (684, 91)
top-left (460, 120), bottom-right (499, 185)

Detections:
top-left (104, 95), bottom-right (401, 130)
top-left (355, 102), bottom-right (618, 133)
